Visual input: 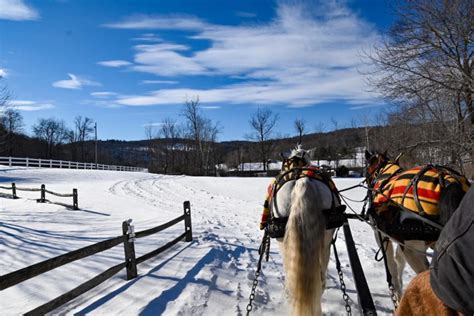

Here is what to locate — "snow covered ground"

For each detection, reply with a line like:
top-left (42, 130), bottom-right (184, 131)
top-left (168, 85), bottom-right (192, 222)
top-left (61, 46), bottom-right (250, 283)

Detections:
top-left (0, 166), bottom-right (417, 315)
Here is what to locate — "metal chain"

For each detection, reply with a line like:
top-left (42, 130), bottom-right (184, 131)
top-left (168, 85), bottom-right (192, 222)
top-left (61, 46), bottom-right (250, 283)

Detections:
top-left (246, 270), bottom-right (260, 315)
top-left (376, 231), bottom-right (400, 311)
top-left (332, 230), bottom-right (352, 315)
top-left (246, 232), bottom-right (269, 315)
top-left (389, 284), bottom-right (399, 310)
top-left (337, 265), bottom-right (352, 315)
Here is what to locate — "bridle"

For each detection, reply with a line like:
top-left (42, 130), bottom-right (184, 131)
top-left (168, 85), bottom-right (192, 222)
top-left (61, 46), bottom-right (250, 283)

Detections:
top-left (367, 154), bottom-right (389, 185)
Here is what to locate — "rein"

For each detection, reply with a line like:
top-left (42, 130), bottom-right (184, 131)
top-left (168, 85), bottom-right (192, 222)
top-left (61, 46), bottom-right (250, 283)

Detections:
top-left (337, 189), bottom-right (434, 257)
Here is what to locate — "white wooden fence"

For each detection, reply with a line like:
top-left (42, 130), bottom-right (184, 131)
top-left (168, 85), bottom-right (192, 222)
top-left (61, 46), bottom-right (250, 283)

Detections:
top-left (0, 156), bottom-right (148, 173)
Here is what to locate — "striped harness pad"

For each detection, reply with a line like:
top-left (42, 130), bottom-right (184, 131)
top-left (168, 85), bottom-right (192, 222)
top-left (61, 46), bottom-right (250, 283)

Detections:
top-left (373, 164), bottom-right (470, 216)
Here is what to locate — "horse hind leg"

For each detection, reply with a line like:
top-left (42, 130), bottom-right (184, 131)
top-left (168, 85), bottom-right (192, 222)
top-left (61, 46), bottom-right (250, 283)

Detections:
top-left (384, 240), bottom-right (404, 297)
top-left (375, 233), bottom-right (403, 296)
top-left (319, 230), bottom-right (334, 291)
top-left (394, 244), bottom-right (406, 298)
top-left (402, 240), bottom-right (429, 274)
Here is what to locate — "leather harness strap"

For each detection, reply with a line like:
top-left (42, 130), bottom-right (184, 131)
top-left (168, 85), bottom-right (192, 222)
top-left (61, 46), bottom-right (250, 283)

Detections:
top-left (265, 163), bottom-right (345, 238)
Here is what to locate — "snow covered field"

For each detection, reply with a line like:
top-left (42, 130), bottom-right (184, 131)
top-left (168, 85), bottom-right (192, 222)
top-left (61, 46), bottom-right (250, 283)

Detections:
top-left (0, 166), bottom-right (416, 315)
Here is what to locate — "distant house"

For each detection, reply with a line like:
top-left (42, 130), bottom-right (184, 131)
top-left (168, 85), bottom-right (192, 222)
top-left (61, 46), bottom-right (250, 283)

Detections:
top-left (238, 161), bottom-right (282, 171)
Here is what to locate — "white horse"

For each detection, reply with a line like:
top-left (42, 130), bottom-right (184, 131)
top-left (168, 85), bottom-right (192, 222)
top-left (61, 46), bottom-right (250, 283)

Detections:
top-left (272, 171), bottom-right (339, 315)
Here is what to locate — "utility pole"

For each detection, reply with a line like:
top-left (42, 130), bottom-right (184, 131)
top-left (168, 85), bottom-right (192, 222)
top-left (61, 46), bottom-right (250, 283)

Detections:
top-left (365, 125), bottom-right (370, 151)
top-left (94, 122), bottom-right (98, 168)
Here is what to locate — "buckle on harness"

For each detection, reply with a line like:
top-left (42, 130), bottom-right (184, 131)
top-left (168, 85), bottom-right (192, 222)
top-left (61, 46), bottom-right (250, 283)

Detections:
top-left (324, 205), bottom-right (347, 230)
top-left (266, 217), bottom-right (287, 238)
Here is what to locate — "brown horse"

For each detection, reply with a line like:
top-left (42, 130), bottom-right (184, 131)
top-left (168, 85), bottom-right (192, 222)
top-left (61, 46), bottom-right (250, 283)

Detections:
top-left (364, 150), bottom-right (469, 299)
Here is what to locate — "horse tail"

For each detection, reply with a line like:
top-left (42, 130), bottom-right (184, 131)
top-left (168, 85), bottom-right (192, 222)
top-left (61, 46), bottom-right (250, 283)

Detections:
top-left (283, 177), bottom-right (325, 316)
top-left (439, 183), bottom-right (465, 225)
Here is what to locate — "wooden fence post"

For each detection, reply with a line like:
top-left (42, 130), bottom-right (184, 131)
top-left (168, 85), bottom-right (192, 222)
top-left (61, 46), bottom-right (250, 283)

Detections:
top-left (26, 158), bottom-right (29, 168)
top-left (73, 189), bottom-right (79, 210)
top-left (11, 183), bottom-right (17, 199)
top-left (40, 184), bottom-right (46, 203)
top-left (12, 182), bottom-right (18, 199)
top-left (8, 156), bottom-right (11, 167)
top-left (122, 219), bottom-right (137, 280)
top-left (183, 201), bottom-right (193, 242)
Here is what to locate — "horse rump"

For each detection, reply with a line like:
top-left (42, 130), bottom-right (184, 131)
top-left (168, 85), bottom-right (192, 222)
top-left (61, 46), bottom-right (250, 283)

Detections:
top-left (439, 183), bottom-right (466, 226)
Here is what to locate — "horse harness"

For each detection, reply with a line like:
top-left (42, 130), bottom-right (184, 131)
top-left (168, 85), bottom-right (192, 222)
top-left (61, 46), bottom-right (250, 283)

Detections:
top-left (368, 162), bottom-right (470, 241)
top-left (263, 159), bottom-right (346, 239)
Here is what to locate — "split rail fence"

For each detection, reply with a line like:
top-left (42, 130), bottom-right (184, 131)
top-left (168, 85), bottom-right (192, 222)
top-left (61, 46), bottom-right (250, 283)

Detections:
top-left (0, 183), bottom-right (79, 210)
top-left (0, 201), bottom-right (193, 315)
top-left (0, 156), bottom-right (147, 172)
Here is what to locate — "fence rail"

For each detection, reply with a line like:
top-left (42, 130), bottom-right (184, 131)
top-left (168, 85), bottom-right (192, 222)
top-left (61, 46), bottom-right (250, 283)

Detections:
top-left (0, 156), bottom-right (148, 173)
top-left (0, 183), bottom-right (78, 209)
top-left (0, 201), bottom-right (192, 315)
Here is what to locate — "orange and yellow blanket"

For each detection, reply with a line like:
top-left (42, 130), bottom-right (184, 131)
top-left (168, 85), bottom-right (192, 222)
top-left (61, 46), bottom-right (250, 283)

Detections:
top-left (373, 164), bottom-right (470, 216)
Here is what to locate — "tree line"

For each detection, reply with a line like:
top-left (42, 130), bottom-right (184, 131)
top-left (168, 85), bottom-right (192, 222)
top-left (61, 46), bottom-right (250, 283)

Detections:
top-left (0, 88), bottom-right (97, 162)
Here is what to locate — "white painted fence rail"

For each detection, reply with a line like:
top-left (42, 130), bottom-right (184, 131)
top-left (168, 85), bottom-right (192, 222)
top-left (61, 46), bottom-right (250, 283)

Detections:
top-left (0, 157), bottom-right (148, 173)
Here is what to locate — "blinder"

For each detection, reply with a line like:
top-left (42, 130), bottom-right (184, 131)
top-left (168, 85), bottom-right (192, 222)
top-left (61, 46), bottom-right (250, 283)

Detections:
top-left (324, 205), bottom-right (347, 229)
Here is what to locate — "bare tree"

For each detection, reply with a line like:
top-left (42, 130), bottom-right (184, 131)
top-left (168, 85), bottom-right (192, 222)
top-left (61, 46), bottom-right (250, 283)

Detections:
top-left (0, 78), bottom-right (10, 152)
top-left (33, 118), bottom-right (70, 158)
top-left (144, 123), bottom-right (159, 170)
top-left (182, 97), bottom-right (221, 175)
top-left (0, 108), bottom-right (23, 155)
top-left (248, 108), bottom-right (279, 171)
top-left (294, 118), bottom-right (306, 145)
top-left (202, 118), bottom-right (221, 175)
top-left (368, 0), bottom-right (474, 169)
top-left (0, 79), bottom-right (9, 109)
top-left (160, 117), bottom-right (182, 174)
top-left (183, 97), bottom-right (204, 174)
top-left (74, 116), bottom-right (94, 161)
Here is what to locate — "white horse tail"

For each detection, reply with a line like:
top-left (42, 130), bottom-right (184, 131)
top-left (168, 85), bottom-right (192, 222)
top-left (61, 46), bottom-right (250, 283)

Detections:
top-left (283, 177), bottom-right (325, 316)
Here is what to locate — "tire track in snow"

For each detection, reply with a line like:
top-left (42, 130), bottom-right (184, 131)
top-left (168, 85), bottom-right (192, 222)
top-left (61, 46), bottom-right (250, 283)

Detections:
top-left (108, 175), bottom-right (284, 315)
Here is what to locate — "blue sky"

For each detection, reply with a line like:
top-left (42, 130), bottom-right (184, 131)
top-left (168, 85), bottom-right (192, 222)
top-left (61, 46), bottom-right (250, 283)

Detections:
top-left (0, 0), bottom-right (393, 141)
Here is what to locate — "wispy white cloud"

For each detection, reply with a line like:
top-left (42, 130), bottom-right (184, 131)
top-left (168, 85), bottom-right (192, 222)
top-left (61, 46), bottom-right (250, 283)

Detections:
top-left (91, 91), bottom-right (118, 98)
top-left (349, 103), bottom-right (383, 110)
top-left (236, 11), bottom-right (257, 18)
top-left (142, 122), bottom-right (163, 127)
top-left (201, 105), bottom-right (221, 110)
top-left (140, 80), bottom-right (178, 85)
top-left (9, 100), bottom-right (54, 111)
top-left (104, 14), bottom-right (209, 31)
top-left (132, 33), bottom-right (162, 42)
top-left (97, 60), bottom-right (132, 67)
top-left (131, 43), bottom-right (206, 76)
top-left (0, 68), bottom-right (7, 78)
top-left (0, 0), bottom-right (39, 21)
top-left (106, 2), bottom-right (382, 107)
top-left (115, 71), bottom-right (378, 107)
top-left (81, 99), bottom-right (122, 109)
top-left (52, 73), bottom-right (101, 90)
